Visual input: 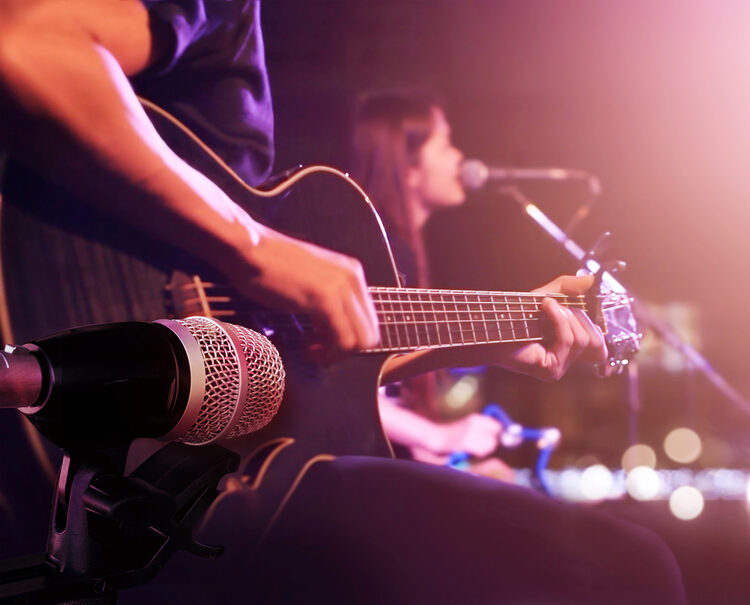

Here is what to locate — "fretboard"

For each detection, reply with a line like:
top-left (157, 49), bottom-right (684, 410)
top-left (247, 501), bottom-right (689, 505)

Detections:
top-left (170, 278), bottom-right (587, 354)
top-left (366, 287), bottom-right (586, 353)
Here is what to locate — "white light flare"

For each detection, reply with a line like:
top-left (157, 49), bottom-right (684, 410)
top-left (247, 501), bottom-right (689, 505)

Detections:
top-left (621, 444), bottom-right (657, 472)
top-left (625, 466), bottom-right (661, 501)
top-left (664, 428), bottom-right (702, 464)
top-left (580, 464), bottom-right (614, 501)
top-left (669, 486), bottom-right (704, 520)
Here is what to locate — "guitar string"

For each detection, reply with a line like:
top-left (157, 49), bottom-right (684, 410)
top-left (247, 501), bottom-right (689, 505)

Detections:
top-left (184, 299), bottom-right (587, 311)
top-left (184, 302), bottom-right (586, 311)
top-left (139, 101), bottom-right (608, 349)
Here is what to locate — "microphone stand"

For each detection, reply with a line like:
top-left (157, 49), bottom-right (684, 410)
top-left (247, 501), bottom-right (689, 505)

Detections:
top-left (0, 440), bottom-right (239, 604)
top-left (499, 185), bottom-right (750, 430)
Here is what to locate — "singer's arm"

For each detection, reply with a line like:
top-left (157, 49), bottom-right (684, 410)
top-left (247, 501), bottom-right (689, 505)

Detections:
top-left (0, 0), bottom-right (378, 355)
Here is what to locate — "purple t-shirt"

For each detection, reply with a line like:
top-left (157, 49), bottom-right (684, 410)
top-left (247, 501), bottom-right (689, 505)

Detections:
top-left (134, 0), bottom-right (274, 186)
top-left (0, 0), bottom-right (276, 343)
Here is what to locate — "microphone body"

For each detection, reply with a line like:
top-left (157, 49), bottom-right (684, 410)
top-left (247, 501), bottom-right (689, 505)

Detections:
top-left (460, 159), bottom-right (600, 194)
top-left (0, 317), bottom-right (285, 451)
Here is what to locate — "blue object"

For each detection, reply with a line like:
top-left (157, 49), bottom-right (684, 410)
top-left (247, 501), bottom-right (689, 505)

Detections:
top-left (447, 403), bottom-right (560, 495)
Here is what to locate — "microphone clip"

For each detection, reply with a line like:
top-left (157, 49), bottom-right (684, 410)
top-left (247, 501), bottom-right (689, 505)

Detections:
top-left (0, 443), bottom-right (240, 603)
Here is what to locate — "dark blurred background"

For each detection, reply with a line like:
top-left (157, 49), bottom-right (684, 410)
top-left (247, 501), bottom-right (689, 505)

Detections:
top-left (262, 4), bottom-right (750, 600)
top-left (262, 0), bottom-right (750, 463)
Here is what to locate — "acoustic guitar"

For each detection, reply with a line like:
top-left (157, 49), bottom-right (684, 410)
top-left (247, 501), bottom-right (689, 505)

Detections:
top-left (0, 100), bottom-right (641, 536)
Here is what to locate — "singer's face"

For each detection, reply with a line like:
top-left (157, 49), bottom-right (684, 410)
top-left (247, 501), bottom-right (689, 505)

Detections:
top-left (410, 108), bottom-right (466, 213)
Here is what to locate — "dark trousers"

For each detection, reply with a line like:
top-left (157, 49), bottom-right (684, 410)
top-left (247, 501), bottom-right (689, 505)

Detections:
top-left (125, 456), bottom-right (686, 605)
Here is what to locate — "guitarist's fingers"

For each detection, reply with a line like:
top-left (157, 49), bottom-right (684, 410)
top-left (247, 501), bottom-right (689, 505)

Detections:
top-left (306, 308), bottom-right (354, 366)
top-left (533, 274), bottom-right (594, 296)
top-left (310, 259), bottom-right (378, 360)
top-left (346, 293), bottom-right (380, 351)
top-left (326, 258), bottom-right (378, 353)
top-left (536, 274), bottom-right (607, 370)
top-left (311, 294), bottom-right (359, 360)
top-left (345, 258), bottom-right (380, 349)
top-left (542, 297), bottom-right (597, 380)
top-left (571, 308), bottom-right (608, 363)
top-left (565, 304), bottom-right (591, 365)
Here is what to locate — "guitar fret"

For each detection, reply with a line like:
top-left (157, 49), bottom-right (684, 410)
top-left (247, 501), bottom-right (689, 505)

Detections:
top-left (466, 294), bottom-right (476, 345)
top-left (505, 295), bottom-right (516, 341)
top-left (470, 294), bottom-right (481, 344)
top-left (459, 294), bottom-right (468, 345)
top-left (418, 295), bottom-right (427, 346)
top-left (443, 293), bottom-right (453, 345)
top-left (408, 295), bottom-right (419, 347)
top-left (382, 294), bottom-right (394, 349)
top-left (420, 294), bottom-right (430, 346)
top-left (425, 292), bottom-right (438, 346)
top-left (492, 295), bottom-right (501, 342)
top-left (519, 296), bottom-right (530, 341)
top-left (450, 293), bottom-right (460, 344)
top-left (355, 288), bottom-right (589, 351)
top-left (431, 292), bottom-right (441, 346)
top-left (480, 295), bottom-right (489, 343)
top-left (402, 292), bottom-right (412, 347)
top-left (394, 292), bottom-right (405, 348)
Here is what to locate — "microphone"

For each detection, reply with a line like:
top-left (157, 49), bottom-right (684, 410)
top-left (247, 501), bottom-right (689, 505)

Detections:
top-left (0, 317), bottom-right (285, 450)
top-left (460, 159), bottom-right (601, 195)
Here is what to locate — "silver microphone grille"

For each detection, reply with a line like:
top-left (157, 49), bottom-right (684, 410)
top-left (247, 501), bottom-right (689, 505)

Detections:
top-left (459, 159), bottom-right (489, 190)
top-left (160, 316), bottom-right (285, 446)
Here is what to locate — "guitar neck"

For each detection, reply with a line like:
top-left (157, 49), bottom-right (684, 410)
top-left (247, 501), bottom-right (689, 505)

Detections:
top-left (366, 287), bottom-right (586, 353)
top-left (171, 276), bottom-right (587, 354)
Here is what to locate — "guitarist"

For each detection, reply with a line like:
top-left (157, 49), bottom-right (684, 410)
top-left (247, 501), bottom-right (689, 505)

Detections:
top-left (0, 1), bottom-right (686, 603)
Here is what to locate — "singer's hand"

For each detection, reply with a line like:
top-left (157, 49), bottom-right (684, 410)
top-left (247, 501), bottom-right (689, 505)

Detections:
top-left (233, 223), bottom-right (379, 360)
top-left (379, 397), bottom-right (502, 459)
top-left (435, 413), bottom-right (503, 457)
top-left (488, 274), bottom-right (607, 380)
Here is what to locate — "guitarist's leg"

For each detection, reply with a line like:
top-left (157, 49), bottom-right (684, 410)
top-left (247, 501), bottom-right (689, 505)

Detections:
top-left (248, 456), bottom-right (685, 604)
top-left (122, 455), bottom-right (686, 605)
top-left (258, 457), bottom-right (685, 604)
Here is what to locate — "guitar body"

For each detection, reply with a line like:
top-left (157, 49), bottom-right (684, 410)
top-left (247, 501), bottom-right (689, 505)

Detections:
top-left (206, 166), bottom-right (399, 463)
top-left (1, 107), bottom-right (399, 532)
top-left (1, 103), bottom-right (640, 540)
top-left (150, 108), bottom-right (399, 464)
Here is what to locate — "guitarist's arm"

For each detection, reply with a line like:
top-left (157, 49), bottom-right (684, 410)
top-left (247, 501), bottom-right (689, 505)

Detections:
top-left (0, 0), bottom-right (378, 354)
top-left (381, 274), bottom-right (608, 384)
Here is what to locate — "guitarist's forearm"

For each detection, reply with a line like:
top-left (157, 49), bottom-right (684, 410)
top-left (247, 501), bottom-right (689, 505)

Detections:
top-left (0, 3), bottom-right (380, 354)
top-left (0, 1), bottom-right (257, 273)
top-left (0, 1), bottom-right (161, 189)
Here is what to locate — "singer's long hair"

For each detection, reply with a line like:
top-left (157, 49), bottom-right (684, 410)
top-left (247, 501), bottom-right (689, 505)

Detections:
top-left (349, 89), bottom-right (442, 288)
top-left (349, 90), bottom-right (445, 416)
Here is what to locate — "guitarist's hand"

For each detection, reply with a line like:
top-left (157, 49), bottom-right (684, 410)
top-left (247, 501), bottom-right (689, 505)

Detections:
top-left (0, 1), bottom-right (374, 362)
top-left (236, 223), bottom-right (379, 360)
top-left (381, 274), bottom-right (607, 384)
top-left (492, 274), bottom-right (608, 381)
